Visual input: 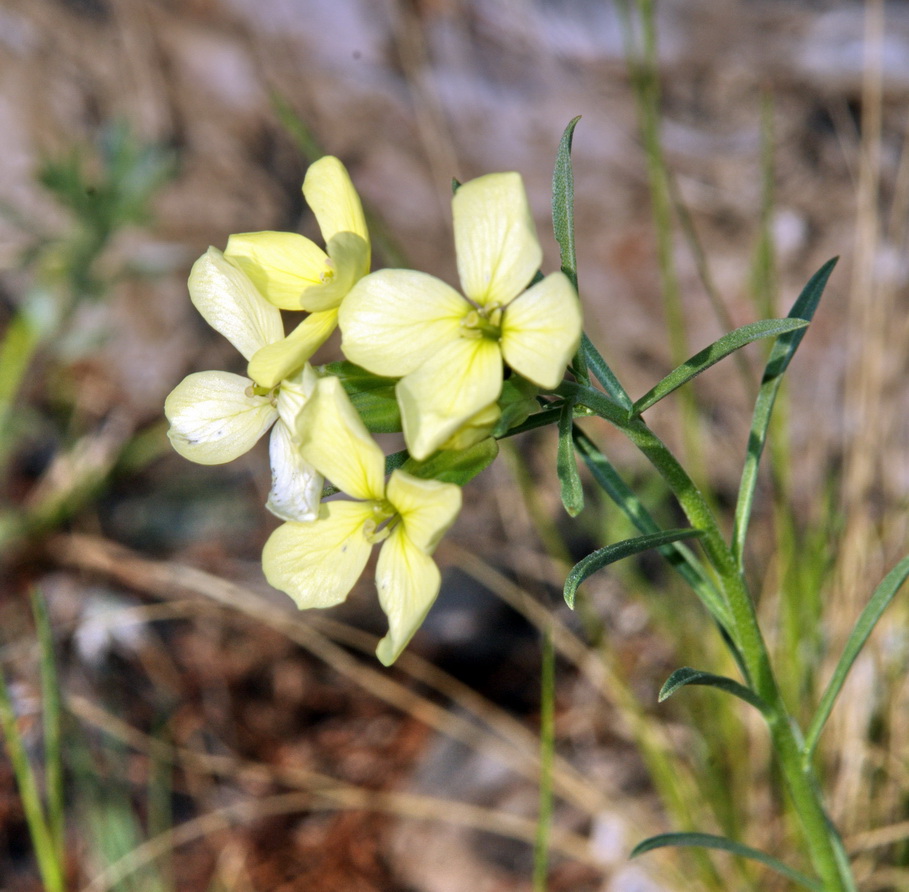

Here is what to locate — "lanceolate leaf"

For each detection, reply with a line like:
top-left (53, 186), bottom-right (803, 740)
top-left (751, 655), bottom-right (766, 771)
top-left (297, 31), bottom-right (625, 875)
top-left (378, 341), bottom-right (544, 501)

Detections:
top-left (580, 333), bottom-right (633, 412)
top-left (632, 318), bottom-right (808, 416)
top-left (552, 116), bottom-right (582, 291)
top-left (630, 833), bottom-right (822, 891)
top-left (564, 528), bottom-right (702, 608)
top-left (732, 257), bottom-right (838, 564)
top-left (804, 553), bottom-right (909, 759)
top-left (658, 666), bottom-right (770, 715)
top-left (557, 400), bottom-right (584, 517)
top-left (403, 437), bottom-right (499, 486)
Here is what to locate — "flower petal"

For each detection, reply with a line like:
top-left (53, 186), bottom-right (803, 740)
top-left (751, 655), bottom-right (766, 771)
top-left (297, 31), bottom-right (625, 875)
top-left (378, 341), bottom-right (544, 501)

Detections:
top-left (386, 470), bottom-right (461, 554)
top-left (295, 231), bottom-right (370, 312)
top-left (303, 156), bottom-right (370, 249)
top-left (500, 272), bottom-right (582, 388)
top-left (225, 231), bottom-right (330, 311)
top-left (248, 309), bottom-right (338, 389)
top-left (165, 371), bottom-right (276, 464)
top-left (262, 501), bottom-right (375, 609)
top-left (266, 421), bottom-right (323, 522)
top-left (396, 337), bottom-right (502, 460)
top-left (275, 363), bottom-right (319, 430)
top-left (339, 269), bottom-right (467, 377)
top-left (453, 172), bottom-right (542, 308)
top-left (189, 247), bottom-right (284, 359)
top-left (296, 376), bottom-right (385, 501)
top-left (375, 527), bottom-right (441, 666)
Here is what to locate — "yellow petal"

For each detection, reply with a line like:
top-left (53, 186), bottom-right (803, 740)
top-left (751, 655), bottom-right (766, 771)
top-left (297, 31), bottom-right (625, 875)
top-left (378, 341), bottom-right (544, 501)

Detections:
top-left (189, 247), bottom-right (284, 360)
top-left (165, 371), bottom-right (276, 464)
top-left (303, 156), bottom-right (370, 249)
top-left (438, 401), bottom-right (501, 452)
top-left (262, 501), bottom-right (375, 609)
top-left (248, 309), bottom-right (338, 389)
top-left (295, 232), bottom-right (370, 312)
top-left (396, 337), bottom-right (502, 460)
top-left (500, 272), bottom-right (582, 388)
top-left (339, 270), bottom-right (466, 377)
top-left (386, 470), bottom-right (461, 554)
top-left (296, 376), bottom-right (385, 501)
top-left (266, 421), bottom-right (323, 522)
top-left (375, 527), bottom-right (441, 665)
top-left (225, 231), bottom-right (330, 310)
top-left (453, 172), bottom-right (542, 308)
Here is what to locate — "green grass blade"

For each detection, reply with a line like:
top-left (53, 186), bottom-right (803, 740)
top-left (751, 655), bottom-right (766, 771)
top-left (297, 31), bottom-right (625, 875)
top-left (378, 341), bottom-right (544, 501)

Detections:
top-left (630, 832), bottom-right (822, 891)
top-left (732, 258), bottom-right (838, 564)
top-left (804, 553), bottom-right (909, 759)
top-left (632, 318), bottom-right (808, 417)
top-left (557, 400), bottom-right (584, 517)
top-left (31, 589), bottom-right (65, 866)
top-left (0, 666), bottom-right (64, 892)
top-left (564, 528), bottom-right (702, 608)
top-left (658, 667), bottom-right (771, 716)
top-left (532, 629), bottom-right (556, 891)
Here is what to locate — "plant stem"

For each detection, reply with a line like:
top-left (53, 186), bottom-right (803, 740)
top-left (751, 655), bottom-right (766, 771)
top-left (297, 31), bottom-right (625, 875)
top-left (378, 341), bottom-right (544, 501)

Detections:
top-left (568, 382), bottom-right (856, 891)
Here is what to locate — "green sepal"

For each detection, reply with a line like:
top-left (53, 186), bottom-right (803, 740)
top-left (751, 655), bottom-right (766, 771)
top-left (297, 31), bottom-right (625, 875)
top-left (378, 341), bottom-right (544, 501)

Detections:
top-left (320, 360), bottom-right (401, 433)
top-left (402, 437), bottom-right (498, 486)
top-left (630, 833), bottom-right (822, 891)
top-left (563, 528), bottom-right (702, 608)
top-left (658, 666), bottom-right (770, 715)
top-left (632, 317), bottom-right (809, 417)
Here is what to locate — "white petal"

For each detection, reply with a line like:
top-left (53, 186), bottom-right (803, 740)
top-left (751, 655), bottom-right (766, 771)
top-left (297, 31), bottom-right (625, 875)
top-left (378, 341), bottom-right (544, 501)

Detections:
top-left (339, 269), bottom-right (467, 377)
top-left (500, 272), bottom-right (582, 388)
top-left (275, 363), bottom-right (319, 430)
top-left (396, 337), bottom-right (502, 460)
top-left (266, 421), bottom-right (323, 522)
top-left (296, 376), bottom-right (386, 501)
top-left (453, 172), bottom-right (542, 308)
top-left (375, 527), bottom-right (441, 665)
top-left (262, 501), bottom-right (375, 609)
top-left (188, 247), bottom-right (284, 359)
top-left (386, 470), bottom-right (461, 554)
top-left (165, 371), bottom-right (276, 464)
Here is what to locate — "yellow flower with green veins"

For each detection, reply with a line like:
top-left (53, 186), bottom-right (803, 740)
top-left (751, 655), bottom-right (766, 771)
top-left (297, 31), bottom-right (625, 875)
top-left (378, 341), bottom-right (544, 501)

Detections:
top-left (164, 247), bottom-right (322, 522)
top-left (224, 155), bottom-right (370, 364)
top-left (262, 376), bottom-right (462, 666)
top-left (338, 171), bottom-right (582, 460)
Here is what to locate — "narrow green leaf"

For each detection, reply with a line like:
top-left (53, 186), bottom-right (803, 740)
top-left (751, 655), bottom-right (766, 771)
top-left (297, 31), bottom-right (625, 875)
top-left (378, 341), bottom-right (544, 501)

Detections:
top-left (632, 318), bottom-right (808, 416)
top-left (403, 437), bottom-right (498, 486)
top-left (571, 428), bottom-right (732, 630)
top-left (564, 528), bottom-right (702, 608)
top-left (658, 666), bottom-right (770, 715)
top-left (804, 553), bottom-right (909, 759)
top-left (552, 116), bottom-right (582, 291)
top-left (580, 333), bottom-right (633, 412)
top-left (557, 400), bottom-right (584, 517)
top-left (630, 832), bottom-right (822, 891)
top-left (732, 258), bottom-right (838, 564)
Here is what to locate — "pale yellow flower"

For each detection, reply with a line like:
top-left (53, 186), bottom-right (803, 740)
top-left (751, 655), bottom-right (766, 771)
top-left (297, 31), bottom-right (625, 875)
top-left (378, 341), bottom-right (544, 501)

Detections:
top-left (262, 376), bottom-right (461, 665)
top-left (338, 172), bottom-right (581, 459)
top-left (164, 247), bottom-right (322, 521)
top-left (224, 156), bottom-right (370, 367)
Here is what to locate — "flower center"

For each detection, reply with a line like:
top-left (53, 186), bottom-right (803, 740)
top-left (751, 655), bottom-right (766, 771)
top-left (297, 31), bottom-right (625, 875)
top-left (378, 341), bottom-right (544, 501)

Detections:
top-left (460, 303), bottom-right (503, 341)
top-left (362, 500), bottom-right (399, 545)
top-left (245, 383), bottom-right (278, 405)
top-left (320, 259), bottom-right (336, 285)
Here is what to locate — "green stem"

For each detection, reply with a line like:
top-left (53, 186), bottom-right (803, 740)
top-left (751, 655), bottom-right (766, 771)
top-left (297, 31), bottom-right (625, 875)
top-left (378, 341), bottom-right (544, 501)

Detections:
top-left (565, 380), bottom-right (855, 892)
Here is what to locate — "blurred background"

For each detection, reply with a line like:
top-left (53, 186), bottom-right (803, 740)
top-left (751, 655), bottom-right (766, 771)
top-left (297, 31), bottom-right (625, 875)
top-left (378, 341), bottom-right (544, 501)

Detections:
top-left (2, 1), bottom-right (909, 890)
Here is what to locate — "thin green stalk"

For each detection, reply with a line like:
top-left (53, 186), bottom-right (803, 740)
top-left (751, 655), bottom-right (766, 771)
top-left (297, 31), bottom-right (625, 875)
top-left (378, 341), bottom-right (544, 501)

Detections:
top-left (533, 628), bottom-right (556, 891)
top-left (565, 379), bottom-right (856, 892)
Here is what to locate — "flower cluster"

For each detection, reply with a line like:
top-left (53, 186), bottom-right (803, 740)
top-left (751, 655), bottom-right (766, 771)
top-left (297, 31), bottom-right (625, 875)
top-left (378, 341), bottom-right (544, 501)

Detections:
top-left (165, 156), bottom-right (582, 664)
